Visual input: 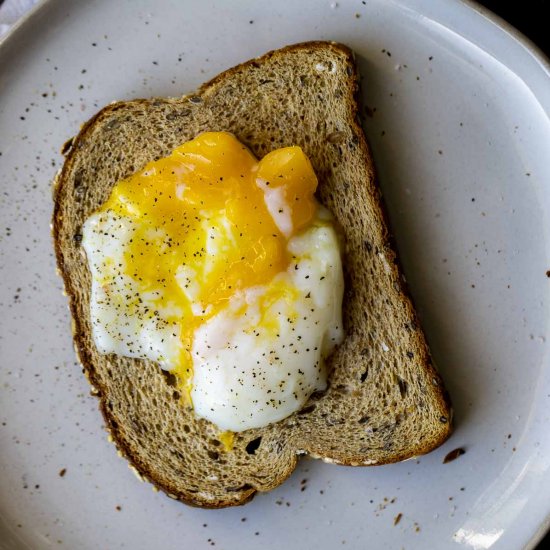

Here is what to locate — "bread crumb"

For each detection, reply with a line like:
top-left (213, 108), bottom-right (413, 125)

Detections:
top-left (443, 448), bottom-right (465, 464)
top-left (393, 513), bottom-right (402, 525)
top-left (58, 468), bottom-right (66, 477)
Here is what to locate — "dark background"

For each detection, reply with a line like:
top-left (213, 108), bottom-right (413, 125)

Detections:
top-left (477, 0), bottom-right (548, 55)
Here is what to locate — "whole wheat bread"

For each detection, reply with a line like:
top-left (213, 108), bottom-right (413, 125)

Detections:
top-left (52, 41), bottom-right (452, 508)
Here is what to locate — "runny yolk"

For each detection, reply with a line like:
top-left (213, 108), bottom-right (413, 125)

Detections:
top-left (99, 131), bottom-right (319, 397)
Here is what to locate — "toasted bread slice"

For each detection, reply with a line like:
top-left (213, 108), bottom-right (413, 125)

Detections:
top-left (52, 41), bottom-right (452, 508)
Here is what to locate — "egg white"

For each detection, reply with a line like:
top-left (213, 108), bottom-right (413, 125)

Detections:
top-left (83, 206), bottom-right (344, 432)
top-left (82, 212), bottom-right (183, 368)
top-left (191, 224), bottom-right (344, 431)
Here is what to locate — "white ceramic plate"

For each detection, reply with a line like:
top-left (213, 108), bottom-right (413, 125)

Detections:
top-left (1, 0), bottom-right (549, 548)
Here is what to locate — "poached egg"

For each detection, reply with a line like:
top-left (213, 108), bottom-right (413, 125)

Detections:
top-left (82, 132), bottom-right (344, 431)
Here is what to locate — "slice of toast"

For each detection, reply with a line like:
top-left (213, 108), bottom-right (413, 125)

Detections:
top-left (52, 41), bottom-right (452, 508)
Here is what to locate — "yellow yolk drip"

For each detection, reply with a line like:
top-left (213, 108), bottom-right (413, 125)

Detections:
top-left (98, 132), bottom-right (319, 395)
top-left (219, 431), bottom-right (235, 452)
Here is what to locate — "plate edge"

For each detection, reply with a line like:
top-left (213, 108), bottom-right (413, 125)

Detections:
top-left (0, 0), bottom-right (55, 48)
top-left (461, 0), bottom-right (550, 74)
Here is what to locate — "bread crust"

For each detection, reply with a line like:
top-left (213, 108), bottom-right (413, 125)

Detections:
top-left (52, 41), bottom-right (452, 508)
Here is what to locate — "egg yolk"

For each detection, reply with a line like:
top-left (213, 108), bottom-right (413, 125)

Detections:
top-left (98, 132), bottom-right (319, 396)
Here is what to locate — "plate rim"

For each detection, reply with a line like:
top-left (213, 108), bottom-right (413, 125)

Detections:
top-left (0, 0), bottom-right (50, 47)
top-left (1, 0), bottom-right (549, 74)
top-left (462, 0), bottom-right (550, 74)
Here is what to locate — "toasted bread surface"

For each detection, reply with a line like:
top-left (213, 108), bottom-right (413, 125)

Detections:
top-left (53, 41), bottom-right (452, 508)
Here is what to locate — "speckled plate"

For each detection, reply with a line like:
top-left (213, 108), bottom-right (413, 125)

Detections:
top-left (1, 0), bottom-right (550, 548)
